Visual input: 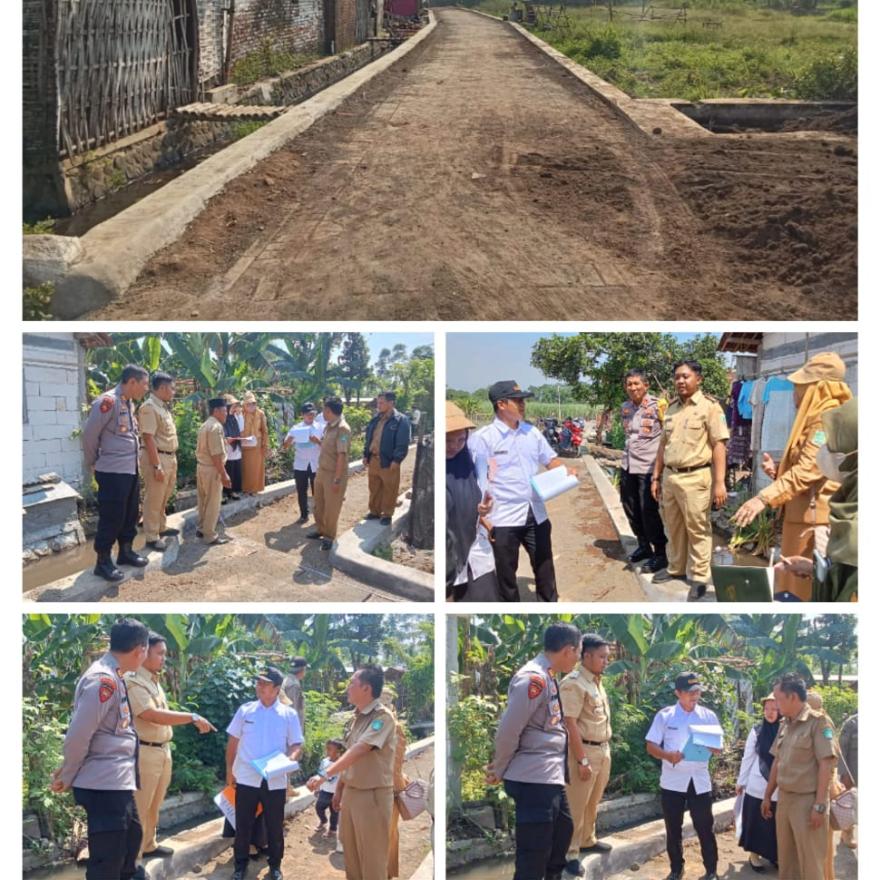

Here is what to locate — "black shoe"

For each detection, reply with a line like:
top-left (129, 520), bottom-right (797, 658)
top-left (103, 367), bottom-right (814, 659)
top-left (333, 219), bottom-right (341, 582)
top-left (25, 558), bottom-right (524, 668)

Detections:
top-left (160, 528), bottom-right (180, 536)
top-left (132, 867), bottom-right (147, 880)
top-left (380, 516), bottom-right (392, 525)
top-left (641, 555), bottom-right (668, 574)
top-left (564, 858), bottom-right (584, 876)
top-left (546, 874), bottom-right (563, 880)
top-left (146, 538), bottom-right (168, 552)
top-left (748, 859), bottom-right (766, 874)
top-left (320, 538), bottom-right (333, 551)
top-left (196, 530), bottom-right (203, 538)
top-left (687, 581), bottom-right (708, 602)
top-left (95, 553), bottom-right (125, 582)
top-left (663, 873), bottom-right (682, 880)
top-left (652, 570), bottom-right (686, 584)
top-left (698, 873), bottom-right (719, 880)
top-left (269, 870), bottom-right (282, 880)
top-left (580, 841), bottom-right (612, 854)
top-left (143, 845), bottom-right (174, 858)
top-left (298, 514), bottom-right (309, 523)
top-left (628, 545), bottom-right (653, 563)
top-left (365, 512), bottom-right (381, 520)
top-left (117, 542), bottom-right (149, 567)
top-left (306, 529), bottom-right (321, 540)
top-left (232, 869), bottom-right (247, 880)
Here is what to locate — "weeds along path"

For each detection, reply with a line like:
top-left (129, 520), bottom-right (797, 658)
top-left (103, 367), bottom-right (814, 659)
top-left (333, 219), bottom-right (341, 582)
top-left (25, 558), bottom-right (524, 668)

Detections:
top-left (97, 7), bottom-right (855, 320)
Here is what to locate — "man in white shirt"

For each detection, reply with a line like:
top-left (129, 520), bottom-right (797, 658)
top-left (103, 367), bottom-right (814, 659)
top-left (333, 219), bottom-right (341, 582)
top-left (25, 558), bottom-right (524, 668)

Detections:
top-left (645, 673), bottom-right (722, 880)
top-left (469, 380), bottom-right (572, 602)
top-left (281, 402), bottom-right (324, 523)
top-left (226, 667), bottom-right (304, 880)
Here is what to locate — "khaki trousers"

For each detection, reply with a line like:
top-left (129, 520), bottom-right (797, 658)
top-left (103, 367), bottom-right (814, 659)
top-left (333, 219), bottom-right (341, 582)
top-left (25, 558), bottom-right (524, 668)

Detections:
top-left (196, 465), bottom-right (223, 542)
top-left (340, 786), bottom-right (394, 880)
top-left (140, 451), bottom-right (177, 542)
top-left (314, 470), bottom-right (348, 539)
top-left (566, 743), bottom-right (611, 857)
top-left (661, 467), bottom-right (713, 583)
top-left (776, 790), bottom-right (829, 880)
top-left (368, 458), bottom-right (401, 518)
top-left (134, 743), bottom-right (172, 857)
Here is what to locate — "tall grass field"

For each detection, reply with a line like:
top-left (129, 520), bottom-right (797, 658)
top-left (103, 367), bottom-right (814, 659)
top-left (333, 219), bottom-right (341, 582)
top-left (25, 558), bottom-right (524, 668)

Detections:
top-left (463, 0), bottom-right (857, 102)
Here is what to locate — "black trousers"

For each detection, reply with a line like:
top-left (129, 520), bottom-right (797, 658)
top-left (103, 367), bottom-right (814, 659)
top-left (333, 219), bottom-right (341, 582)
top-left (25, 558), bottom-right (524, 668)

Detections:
top-left (94, 471), bottom-right (139, 554)
top-left (315, 789), bottom-right (339, 831)
top-left (619, 468), bottom-right (667, 555)
top-left (661, 782), bottom-right (718, 875)
top-left (294, 465), bottom-right (316, 518)
top-left (492, 509), bottom-right (558, 602)
top-left (234, 781), bottom-right (286, 869)
top-left (224, 458), bottom-right (243, 497)
top-left (504, 780), bottom-right (573, 880)
top-left (73, 788), bottom-right (142, 880)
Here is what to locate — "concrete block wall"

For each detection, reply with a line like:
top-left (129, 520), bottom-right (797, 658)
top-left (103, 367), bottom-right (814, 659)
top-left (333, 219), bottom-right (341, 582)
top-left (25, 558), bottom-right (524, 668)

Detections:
top-left (22, 334), bottom-right (86, 488)
top-left (22, 0), bottom-right (57, 169)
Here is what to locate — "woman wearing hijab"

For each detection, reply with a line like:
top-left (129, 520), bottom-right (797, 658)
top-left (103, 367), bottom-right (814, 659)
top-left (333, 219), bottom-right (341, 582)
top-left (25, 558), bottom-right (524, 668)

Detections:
top-left (241, 390), bottom-right (270, 494)
top-left (446, 401), bottom-right (500, 602)
top-left (387, 709), bottom-right (409, 879)
top-left (731, 353), bottom-right (852, 601)
top-left (223, 395), bottom-right (244, 502)
top-left (736, 695), bottom-right (781, 872)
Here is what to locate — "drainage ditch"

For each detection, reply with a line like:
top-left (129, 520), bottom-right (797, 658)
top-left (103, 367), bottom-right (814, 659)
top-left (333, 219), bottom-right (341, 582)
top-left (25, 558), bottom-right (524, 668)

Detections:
top-left (673, 100), bottom-right (857, 135)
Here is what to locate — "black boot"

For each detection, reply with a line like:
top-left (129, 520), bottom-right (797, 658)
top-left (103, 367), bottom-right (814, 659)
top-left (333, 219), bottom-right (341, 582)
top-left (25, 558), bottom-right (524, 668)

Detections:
top-left (94, 553), bottom-right (125, 582)
top-left (117, 542), bottom-right (148, 567)
top-left (628, 545), bottom-right (653, 563)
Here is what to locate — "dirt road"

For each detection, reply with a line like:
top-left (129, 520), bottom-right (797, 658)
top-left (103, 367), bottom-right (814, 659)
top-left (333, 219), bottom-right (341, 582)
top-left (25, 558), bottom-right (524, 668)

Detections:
top-left (179, 746), bottom-right (433, 880)
top-left (100, 460), bottom-right (416, 602)
top-left (97, 8), bottom-right (855, 320)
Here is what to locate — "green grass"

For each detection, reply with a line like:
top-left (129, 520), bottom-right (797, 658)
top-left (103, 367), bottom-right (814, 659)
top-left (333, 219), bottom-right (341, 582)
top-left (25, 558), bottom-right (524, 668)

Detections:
top-left (229, 120), bottom-right (269, 140)
top-left (231, 44), bottom-right (322, 87)
top-left (466, 0), bottom-right (857, 101)
top-left (23, 218), bottom-right (56, 235)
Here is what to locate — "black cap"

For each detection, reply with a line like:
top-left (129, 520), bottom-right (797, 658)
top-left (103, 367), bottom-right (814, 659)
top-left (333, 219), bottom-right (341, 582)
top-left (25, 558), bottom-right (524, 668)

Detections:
top-left (674, 672), bottom-right (703, 693)
top-left (256, 666), bottom-right (284, 687)
top-left (291, 656), bottom-right (308, 670)
top-left (301, 402), bottom-right (317, 414)
top-left (488, 380), bottom-right (534, 404)
top-left (581, 633), bottom-right (610, 652)
top-left (208, 397), bottom-right (228, 412)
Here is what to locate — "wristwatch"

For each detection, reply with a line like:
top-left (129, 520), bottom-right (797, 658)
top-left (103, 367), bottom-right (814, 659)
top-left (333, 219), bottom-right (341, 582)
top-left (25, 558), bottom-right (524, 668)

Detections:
top-left (812, 803), bottom-right (827, 814)
top-left (578, 757), bottom-right (590, 767)
top-left (191, 712), bottom-right (203, 724)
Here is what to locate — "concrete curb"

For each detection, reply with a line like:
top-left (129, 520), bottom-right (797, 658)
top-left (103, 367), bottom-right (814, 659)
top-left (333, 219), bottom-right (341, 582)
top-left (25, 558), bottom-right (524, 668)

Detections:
top-left (24, 460), bottom-right (366, 602)
top-left (45, 12), bottom-right (438, 318)
top-left (330, 488), bottom-right (435, 601)
top-left (584, 455), bottom-right (717, 603)
top-left (577, 796), bottom-right (735, 879)
top-left (145, 737), bottom-right (435, 880)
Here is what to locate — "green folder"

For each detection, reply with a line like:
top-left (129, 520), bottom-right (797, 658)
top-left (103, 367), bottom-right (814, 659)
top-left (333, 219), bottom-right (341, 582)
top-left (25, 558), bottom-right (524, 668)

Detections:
top-left (711, 565), bottom-right (773, 602)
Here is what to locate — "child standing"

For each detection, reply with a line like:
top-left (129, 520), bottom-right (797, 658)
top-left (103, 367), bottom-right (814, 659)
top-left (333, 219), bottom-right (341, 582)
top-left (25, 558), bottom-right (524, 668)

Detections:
top-left (314, 739), bottom-right (344, 838)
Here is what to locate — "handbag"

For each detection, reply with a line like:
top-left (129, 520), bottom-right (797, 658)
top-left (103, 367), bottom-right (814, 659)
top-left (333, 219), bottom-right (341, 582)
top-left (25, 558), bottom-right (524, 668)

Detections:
top-left (830, 753), bottom-right (858, 832)
top-left (395, 778), bottom-right (429, 821)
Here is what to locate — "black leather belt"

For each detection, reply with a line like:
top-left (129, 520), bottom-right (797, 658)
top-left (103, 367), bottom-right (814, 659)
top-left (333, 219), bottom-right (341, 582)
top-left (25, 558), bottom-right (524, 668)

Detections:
top-left (139, 739), bottom-right (169, 747)
top-left (665, 462), bottom-right (711, 474)
top-left (582, 739), bottom-right (607, 746)
top-left (157, 449), bottom-right (177, 455)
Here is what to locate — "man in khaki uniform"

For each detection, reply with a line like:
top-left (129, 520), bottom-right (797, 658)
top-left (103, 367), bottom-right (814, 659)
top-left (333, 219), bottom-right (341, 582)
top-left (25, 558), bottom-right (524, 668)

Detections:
top-left (138, 372), bottom-right (179, 552)
top-left (651, 360), bottom-right (729, 601)
top-left (196, 398), bottom-right (232, 545)
top-left (762, 673), bottom-right (837, 880)
top-left (306, 665), bottom-right (397, 880)
top-left (560, 634), bottom-right (613, 876)
top-left (308, 396), bottom-right (352, 551)
top-left (126, 632), bottom-right (216, 866)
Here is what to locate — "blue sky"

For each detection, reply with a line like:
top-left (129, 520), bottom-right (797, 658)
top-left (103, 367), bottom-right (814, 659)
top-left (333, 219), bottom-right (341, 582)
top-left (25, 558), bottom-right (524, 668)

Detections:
top-left (365, 333), bottom-right (433, 362)
top-left (446, 332), bottom-right (713, 391)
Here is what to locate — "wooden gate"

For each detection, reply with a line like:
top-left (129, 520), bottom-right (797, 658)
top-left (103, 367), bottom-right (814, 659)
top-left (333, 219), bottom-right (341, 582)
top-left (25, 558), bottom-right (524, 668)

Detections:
top-left (55, 0), bottom-right (198, 158)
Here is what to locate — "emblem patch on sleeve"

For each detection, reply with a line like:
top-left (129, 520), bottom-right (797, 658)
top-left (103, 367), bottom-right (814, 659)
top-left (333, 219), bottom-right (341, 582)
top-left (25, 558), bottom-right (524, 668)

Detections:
top-left (527, 674), bottom-right (545, 700)
top-left (371, 719), bottom-right (384, 731)
top-left (98, 676), bottom-right (117, 703)
top-left (99, 397), bottom-right (114, 414)
top-left (823, 728), bottom-right (834, 739)
top-left (813, 431), bottom-right (827, 446)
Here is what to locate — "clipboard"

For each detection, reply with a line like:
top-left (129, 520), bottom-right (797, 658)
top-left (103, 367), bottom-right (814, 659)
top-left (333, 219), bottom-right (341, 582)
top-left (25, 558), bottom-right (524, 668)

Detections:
top-left (711, 564), bottom-right (773, 602)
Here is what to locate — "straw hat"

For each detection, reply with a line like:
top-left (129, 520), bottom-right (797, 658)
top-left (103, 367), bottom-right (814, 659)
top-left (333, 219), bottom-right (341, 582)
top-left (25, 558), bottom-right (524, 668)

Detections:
top-left (242, 390), bottom-right (257, 404)
top-left (788, 352), bottom-right (846, 385)
top-left (224, 393), bottom-right (240, 405)
top-left (760, 693), bottom-right (776, 705)
top-left (446, 400), bottom-right (475, 433)
top-left (806, 691), bottom-right (824, 710)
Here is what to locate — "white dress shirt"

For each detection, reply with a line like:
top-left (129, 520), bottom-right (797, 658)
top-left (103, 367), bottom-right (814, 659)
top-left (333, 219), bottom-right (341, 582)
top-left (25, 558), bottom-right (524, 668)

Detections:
top-left (736, 725), bottom-right (779, 801)
top-left (645, 703), bottom-right (721, 794)
top-left (469, 418), bottom-right (557, 527)
top-left (286, 420), bottom-right (324, 471)
top-left (227, 698), bottom-right (303, 790)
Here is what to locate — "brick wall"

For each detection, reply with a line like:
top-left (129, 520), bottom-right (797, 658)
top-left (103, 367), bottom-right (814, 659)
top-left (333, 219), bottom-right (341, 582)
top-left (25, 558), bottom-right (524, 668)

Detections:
top-left (22, 0), bottom-right (57, 168)
top-left (22, 334), bottom-right (86, 488)
top-left (230, 0), bottom-right (324, 68)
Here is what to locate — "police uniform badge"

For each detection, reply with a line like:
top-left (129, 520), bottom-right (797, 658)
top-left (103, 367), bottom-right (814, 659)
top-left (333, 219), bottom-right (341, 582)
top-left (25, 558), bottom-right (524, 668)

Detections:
top-left (99, 396), bottom-right (114, 414)
top-left (371, 718), bottom-right (384, 731)
top-left (528, 674), bottom-right (545, 700)
top-left (98, 676), bottom-right (116, 703)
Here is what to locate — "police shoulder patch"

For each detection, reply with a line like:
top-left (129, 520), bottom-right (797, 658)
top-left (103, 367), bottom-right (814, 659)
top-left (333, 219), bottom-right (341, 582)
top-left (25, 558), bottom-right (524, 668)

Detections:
top-left (822, 727), bottom-right (834, 739)
top-left (98, 676), bottom-right (116, 703)
top-left (371, 718), bottom-right (384, 731)
top-left (527, 674), bottom-right (545, 700)
top-left (99, 396), bottom-right (114, 414)
top-left (813, 430), bottom-right (827, 446)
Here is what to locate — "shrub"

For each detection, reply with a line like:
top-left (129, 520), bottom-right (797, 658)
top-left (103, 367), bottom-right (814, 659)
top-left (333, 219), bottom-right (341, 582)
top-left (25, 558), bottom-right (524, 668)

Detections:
top-left (585, 27), bottom-right (623, 60)
top-left (448, 695), bottom-right (500, 802)
top-left (24, 218), bottom-right (56, 235)
top-left (793, 47), bottom-right (857, 100)
top-left (171, 399), bottom-right (205, 487)
top-left (810, 683), bottom-right (857, 727)
top-left (300, 689), bottom-right (347, 776)
top-left (24, 282), bottom-right (54, 320)
top-left (605, 420), bottom-right (626, 450)
top-left (344, 405), bottom-right (373, 436)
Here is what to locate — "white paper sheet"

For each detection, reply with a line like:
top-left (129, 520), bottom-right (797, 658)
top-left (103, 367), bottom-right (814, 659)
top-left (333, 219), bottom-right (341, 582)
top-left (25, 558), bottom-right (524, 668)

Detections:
top-left (530, 467), bottom-right (579, 502)
top-left (240, 435), bottom-right (257, 448)
top-left (250, 751), bottom-right (300, 780)
top-left (290, 426), bottom-right (316, 444)
top-left (690, 724), bottom-right (725, 749)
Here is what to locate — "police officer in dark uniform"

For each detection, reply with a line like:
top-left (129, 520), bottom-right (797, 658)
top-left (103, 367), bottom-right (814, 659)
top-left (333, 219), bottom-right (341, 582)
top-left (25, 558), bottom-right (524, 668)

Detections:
top-left (487, 622), bottom-right (582, 880)
top-left (51, 618), bottom-right (150, 880)
top-left (82, 365), bottom-right (151, 582)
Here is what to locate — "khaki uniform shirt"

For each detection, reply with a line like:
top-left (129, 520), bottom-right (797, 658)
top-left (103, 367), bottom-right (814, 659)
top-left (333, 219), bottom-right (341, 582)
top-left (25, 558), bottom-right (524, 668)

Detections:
top-left (621, 395), bottom-right (665, 475)
top-left (82, 385), bottom-right (140, 475)
top-left (369, 412), bottom-right (389, 455)
top-left (58, 652), bottom-right (138, 790)
top-left (138, 394), bottom-right (178, 454)
top-left (341, 699), bottom-right (397, 789)
top-left (660, 390), bottom-right (730, 469)
top-left (196, 416), bottom-right (228, 467)
top-left (125, 666), bottom-right (173, 745)
top-left (770, 705), bottom-right (836, 795)
top-left (318, 417), bottom-right (352, 474)
top-left (559, 667), bottom-right (612, 744)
